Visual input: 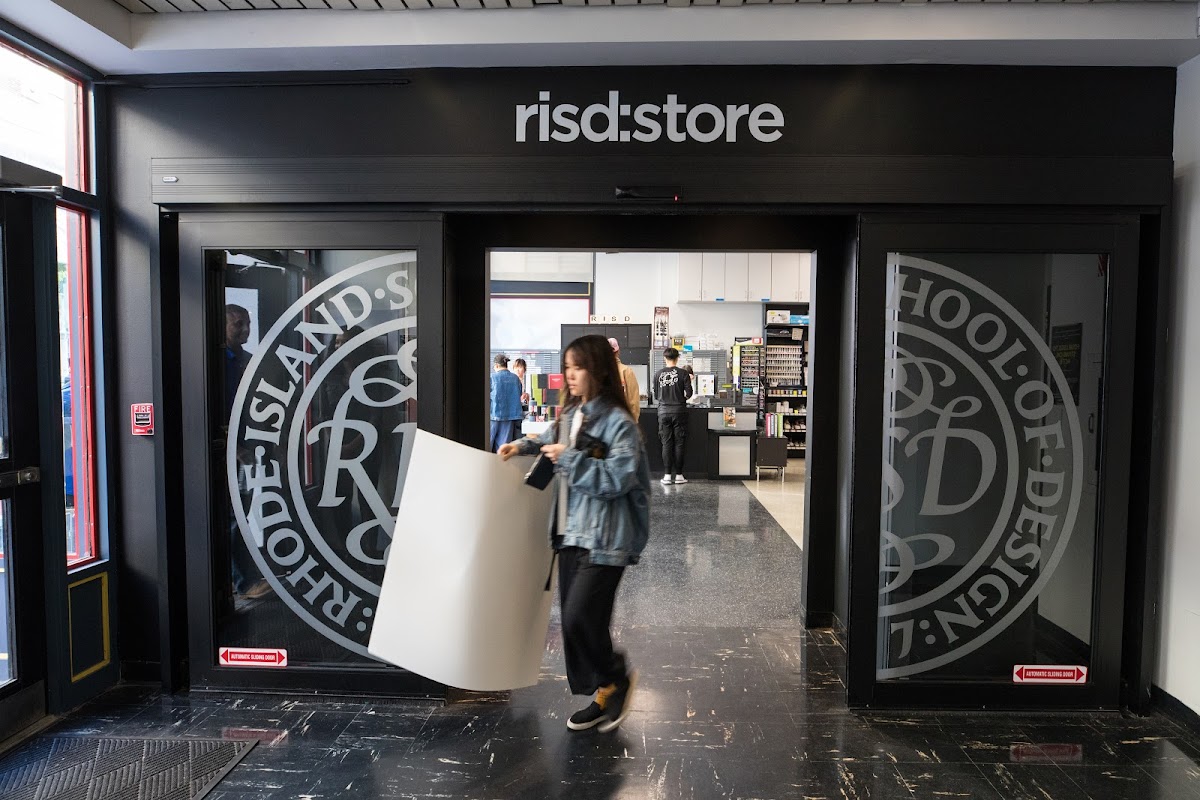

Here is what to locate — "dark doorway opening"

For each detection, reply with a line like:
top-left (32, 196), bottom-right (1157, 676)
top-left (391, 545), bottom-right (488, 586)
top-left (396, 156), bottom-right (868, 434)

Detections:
top-left (445, 211), bottom-right (855, 642)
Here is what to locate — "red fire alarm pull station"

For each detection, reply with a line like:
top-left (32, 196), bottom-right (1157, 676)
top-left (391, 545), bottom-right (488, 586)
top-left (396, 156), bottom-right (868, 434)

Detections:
top-left (131, 403), bottom-right (154, 436)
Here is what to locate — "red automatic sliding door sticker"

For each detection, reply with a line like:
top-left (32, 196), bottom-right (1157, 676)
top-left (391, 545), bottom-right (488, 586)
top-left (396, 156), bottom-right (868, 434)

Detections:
top-left (219, 647), bottom-right (288, 668)
top-left (1012, 665), bottom-right (1087, 684)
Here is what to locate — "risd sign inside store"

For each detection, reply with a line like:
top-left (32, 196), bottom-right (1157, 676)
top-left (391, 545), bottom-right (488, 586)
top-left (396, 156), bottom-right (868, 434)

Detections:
top-left (516, 90), bottom-right (785, 144)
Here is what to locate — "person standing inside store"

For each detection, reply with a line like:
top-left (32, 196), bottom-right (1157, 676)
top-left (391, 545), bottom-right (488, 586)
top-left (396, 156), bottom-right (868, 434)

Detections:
top-left (225, 304), bottom-right (271, 602)
top-left (607, 337), bottom-right (641, 421)
top-left (498, 334), bottom-right (650, 733)
top-left (653, 347), bottom-right (693, 485)
top-left (512, 358), bottom-right (531, 416)
top-left (490, 354), bottom-right (524, 452)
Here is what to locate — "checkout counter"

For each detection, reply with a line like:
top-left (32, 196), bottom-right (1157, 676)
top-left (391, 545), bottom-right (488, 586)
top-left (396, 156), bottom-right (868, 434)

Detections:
top-left (639, 400), bottom-right (758, 480)
top-left (524, 402), bottom-right (756, 479)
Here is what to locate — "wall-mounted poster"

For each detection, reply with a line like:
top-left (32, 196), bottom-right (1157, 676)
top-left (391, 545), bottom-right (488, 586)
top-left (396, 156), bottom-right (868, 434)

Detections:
top-left (653, 306), bottom-right (670, 348)
top-left (1050, 323), bottom-right (1083, 405)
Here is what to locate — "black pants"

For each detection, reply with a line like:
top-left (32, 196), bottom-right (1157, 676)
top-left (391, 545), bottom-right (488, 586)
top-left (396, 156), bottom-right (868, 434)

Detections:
top-left (658, 411), bottom-right (688, 476)
top-left (558, 546), bottom-right (627, 696)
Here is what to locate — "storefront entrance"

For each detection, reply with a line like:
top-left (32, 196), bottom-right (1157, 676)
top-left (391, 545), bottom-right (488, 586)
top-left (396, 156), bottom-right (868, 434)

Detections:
top-left (170, 207), bottom-right (1148, 711)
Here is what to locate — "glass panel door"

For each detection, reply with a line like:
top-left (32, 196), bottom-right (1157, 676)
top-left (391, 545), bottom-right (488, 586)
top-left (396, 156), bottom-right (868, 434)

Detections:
top-left (0, 194), bottom-right (50, 736)
top-left (176, 212), bottom-right (444, 694)
top-left (215, 248), bottom-right (418, 667)
top-left (851, 219), bottom-right (1138, 709)
top-left (0, 214), bottom-right (12, 686)
top-left (879, 252), bottom-right (1106, 683)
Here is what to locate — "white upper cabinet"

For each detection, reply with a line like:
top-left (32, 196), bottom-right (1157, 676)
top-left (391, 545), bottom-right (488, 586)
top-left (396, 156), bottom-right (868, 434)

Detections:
top-left (676, 251), bottom-right (805, 303)
top-left (676, 252), bottom-right (703, 302)
top-left (771, 252), bottom-right (802, 302)
top-left (723, 252), bottom-right (749, 302)
top-left (748, 253), bottom-right (772, 302)
top-left (797, 252), bottom-right (812, 304)
top-left (701, 252), bottom-right (725, 301)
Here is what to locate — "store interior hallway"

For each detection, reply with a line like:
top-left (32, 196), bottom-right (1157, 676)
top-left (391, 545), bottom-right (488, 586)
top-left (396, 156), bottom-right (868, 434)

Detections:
top-left (6, 477), bottom-right (1200, 799)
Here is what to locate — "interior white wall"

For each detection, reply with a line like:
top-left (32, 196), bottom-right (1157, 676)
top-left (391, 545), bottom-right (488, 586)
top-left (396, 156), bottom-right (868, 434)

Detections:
top-left (1158, 53), bottom-right (1200, 715)
top-left (593, 252), bottom-right (764, 349)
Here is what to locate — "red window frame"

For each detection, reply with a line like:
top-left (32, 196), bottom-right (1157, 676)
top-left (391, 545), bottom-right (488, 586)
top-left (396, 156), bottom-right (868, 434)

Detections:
top-left (59, 206), bottom-right (97, 568)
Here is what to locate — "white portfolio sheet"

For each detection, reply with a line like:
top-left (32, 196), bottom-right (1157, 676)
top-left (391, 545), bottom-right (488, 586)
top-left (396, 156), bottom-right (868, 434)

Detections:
top-left (368, 430), bottom-right (555, 691)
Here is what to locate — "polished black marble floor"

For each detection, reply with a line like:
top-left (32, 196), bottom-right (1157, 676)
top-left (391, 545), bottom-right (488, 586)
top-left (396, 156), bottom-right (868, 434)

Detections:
top-left (29, 479), bottom-right (1200, 799)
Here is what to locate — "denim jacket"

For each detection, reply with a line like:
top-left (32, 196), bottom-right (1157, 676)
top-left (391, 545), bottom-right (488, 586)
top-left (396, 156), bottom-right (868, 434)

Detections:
top-left (514, 397), bottom-right (650, 566)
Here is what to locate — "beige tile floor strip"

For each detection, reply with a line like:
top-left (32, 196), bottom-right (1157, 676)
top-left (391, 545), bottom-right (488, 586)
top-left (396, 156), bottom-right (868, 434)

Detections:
top-left (744, 460), bottom-right (807, 550)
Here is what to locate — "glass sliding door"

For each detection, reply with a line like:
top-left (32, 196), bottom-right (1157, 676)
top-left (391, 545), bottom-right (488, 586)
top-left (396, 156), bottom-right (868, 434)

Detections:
top-left (177, 212), bottom-right (444, 693)
top-left (217, 249), bottom-right (418, 666)
top-left (851, 219), bottom-right (1138, 709)
top-left (0, 194), bottom-right (54, 737)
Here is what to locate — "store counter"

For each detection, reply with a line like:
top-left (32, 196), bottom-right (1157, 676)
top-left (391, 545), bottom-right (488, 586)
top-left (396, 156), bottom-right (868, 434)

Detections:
top-left (638, 403), bottom-right (759, 479)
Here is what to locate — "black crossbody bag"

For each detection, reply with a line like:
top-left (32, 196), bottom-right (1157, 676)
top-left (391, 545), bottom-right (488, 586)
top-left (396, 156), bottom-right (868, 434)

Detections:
top-left (523, 419), bottom-right (608, 490)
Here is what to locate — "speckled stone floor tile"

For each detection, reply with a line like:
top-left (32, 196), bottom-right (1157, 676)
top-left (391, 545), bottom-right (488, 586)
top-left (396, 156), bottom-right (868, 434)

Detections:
top-left (16, 478), bottom-right (1200, 799)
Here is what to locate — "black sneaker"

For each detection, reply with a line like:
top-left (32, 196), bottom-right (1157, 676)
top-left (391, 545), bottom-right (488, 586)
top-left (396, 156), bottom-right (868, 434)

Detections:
top-left (566, 701), bottom-right (607, 731)
top-left (598, 670), bottom-right (638, 733)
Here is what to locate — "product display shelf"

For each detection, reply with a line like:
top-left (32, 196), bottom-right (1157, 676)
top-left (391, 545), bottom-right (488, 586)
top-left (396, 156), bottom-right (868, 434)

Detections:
top-left (762, 301), bottom-right (809, 458)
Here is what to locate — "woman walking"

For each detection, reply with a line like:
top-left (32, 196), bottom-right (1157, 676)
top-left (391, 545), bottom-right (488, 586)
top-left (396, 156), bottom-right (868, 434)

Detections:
top-left (499, 334), bottom-right (650, 732)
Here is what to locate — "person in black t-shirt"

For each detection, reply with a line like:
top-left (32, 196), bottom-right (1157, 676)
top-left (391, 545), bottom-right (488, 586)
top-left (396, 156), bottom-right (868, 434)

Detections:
top-left (652, 347), bottom-right (693, 485)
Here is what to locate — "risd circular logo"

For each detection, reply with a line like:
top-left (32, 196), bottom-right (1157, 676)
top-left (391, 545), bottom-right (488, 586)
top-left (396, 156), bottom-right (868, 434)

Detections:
top-left (879, 255), bottom-right (1084, 679)
top-left (227, 253), bottom-right (417, 657)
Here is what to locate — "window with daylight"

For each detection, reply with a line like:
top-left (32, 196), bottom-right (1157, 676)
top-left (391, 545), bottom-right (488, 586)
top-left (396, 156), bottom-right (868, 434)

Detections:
top-left (0, 41), bottom-right (98, 567)
top-left (0, 43), bottom-right (87, 191)
top-left (58, 208), bottom-right (96, 567)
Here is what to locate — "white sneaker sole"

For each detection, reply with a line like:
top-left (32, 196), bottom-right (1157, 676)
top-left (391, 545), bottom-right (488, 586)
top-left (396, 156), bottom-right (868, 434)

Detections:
top-left (566, 715), bottom-right (606, 731)
top-left (598, 671), bottom-right (638, 733)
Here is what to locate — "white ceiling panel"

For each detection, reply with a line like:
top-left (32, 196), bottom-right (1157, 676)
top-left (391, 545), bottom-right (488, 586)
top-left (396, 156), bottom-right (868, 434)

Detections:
top-left (3, 0), bottom-right (1199, 74)
top-left (101, 0), bottom-right (1200, 6)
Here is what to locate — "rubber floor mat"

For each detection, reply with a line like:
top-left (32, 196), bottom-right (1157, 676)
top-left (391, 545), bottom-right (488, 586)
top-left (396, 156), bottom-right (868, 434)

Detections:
top-left (0, 736), bottom-right (256, 799)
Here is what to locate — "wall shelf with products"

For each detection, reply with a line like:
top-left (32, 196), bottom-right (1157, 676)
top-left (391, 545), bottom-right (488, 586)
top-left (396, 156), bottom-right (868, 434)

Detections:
top-left (763, 302), bottom-right (809, 458)
top-left (733, 341), bottom-right (765, 415)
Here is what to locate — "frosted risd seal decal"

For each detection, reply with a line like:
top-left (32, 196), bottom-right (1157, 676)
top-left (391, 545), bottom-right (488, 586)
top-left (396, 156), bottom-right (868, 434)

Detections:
top-left (879, 255), bottom-right (1084, 680)
top-left (228, 252), bottom-right (417, 657)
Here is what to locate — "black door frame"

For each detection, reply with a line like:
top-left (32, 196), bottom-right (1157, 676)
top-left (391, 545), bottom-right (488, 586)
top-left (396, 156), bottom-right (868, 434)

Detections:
top-left (0, 193), bottom-right (53, 738)
top-left (0, 186), bottom-right (119, 723)
top-left (444, 210), bottom-right (852, 631)
top-left (172, 209), bottom-right (445, 695)
top-left (154, 204), bottom-right (1162, 713)
top-left (848, 214), bottom-right (1141, 710)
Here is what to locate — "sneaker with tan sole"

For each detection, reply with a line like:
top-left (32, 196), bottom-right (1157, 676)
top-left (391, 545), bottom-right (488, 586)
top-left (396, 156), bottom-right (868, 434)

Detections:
top-left (598, 670), bottom-right (637, 733)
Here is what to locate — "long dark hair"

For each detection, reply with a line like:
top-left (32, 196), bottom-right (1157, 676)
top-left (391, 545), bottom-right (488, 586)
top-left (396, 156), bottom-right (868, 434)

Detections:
top-left (561, 334), bottom-right (629, 416)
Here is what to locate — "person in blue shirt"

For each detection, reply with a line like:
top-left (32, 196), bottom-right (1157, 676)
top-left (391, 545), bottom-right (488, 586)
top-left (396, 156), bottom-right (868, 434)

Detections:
top-left (490, 354), bottom-right (524, 452)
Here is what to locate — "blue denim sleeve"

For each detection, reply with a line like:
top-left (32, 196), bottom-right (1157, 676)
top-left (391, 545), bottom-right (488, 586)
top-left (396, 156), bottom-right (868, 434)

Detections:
top-left (513, 417), bottom-right (559, 455)
top-left (556, 416), bottom-right (640, 500)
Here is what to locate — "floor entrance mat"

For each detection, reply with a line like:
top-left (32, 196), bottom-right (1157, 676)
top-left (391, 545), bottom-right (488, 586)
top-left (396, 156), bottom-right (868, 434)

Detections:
top-left (0, 736), bottom-right (255, 799)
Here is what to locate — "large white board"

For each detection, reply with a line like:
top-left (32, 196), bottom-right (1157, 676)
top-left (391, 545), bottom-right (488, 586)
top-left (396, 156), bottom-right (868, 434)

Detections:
top-left (368, 430), bottom-right (555, 691)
